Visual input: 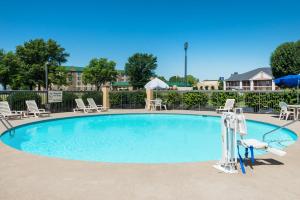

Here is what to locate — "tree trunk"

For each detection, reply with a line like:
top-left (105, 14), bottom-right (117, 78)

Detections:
top-left (3, 84), bottom-right (7, 91)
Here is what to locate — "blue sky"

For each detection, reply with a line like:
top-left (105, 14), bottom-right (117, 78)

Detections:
top-left (1, 0), bottom-right (300, 80)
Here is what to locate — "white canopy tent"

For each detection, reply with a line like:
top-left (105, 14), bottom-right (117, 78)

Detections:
top-left (144, 78), bottom-right (169, 98)
top-left (144, 78), bottom-right (169, 90)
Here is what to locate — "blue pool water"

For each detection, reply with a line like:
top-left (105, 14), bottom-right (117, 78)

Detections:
top-left (0, 114), bottom-right (297, 163)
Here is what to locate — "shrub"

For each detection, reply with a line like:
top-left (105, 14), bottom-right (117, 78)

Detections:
top-left (244, 90), bottom-right (296, 112)
top-left (109, 91), bottom-right (146, 108)
top-left (82, 91), bottom-right (102, 105)
top-left (50, 92), bottom-right (78, 112)
top-left (109, 92), bottom-right (122, 108)
top-left (211, 92), bottom-right (242, 107)
top-left (182, 92), bottom-right (208, 109)
top-left (7, 92), bottom-right (42, 111)
top-left (164, 92), bottom-right (182, 108)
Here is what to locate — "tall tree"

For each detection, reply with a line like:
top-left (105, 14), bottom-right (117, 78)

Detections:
top-left (156, 76), bottom-right (167, 82)
top-left (16, 39), bottom-right (69, 90)
top-left (0, 50), bottom-right (23, 90)
top-left (125, 53), bottom-right (157, 89)
top-left (271, 40), bottom-right (300, 78)
top-left (48, 66), bottom-right (68, 89)
top-left (82, 58), bottom-right (118, 91)
top-left (169, 75), bottom-right (199, 86)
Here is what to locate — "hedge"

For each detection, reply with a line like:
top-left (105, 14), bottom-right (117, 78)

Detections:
top-left (82, 91), bottom-right (102, 105)
top-left (49, 92), bottom-right (79, 112)
top-left (7, 92), bottom-right (42, 111)
top-left (110, 91), bottom-right (146, 108)
top-left (244, 90), bottom-right (297, 112)
top-left (182, 92), bottom-right (208, 109)
top-left (211, 92), bottom-right (242, 107)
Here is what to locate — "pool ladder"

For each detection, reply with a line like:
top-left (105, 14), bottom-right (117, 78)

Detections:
top-left (0, 116), bottom-right (15, 136)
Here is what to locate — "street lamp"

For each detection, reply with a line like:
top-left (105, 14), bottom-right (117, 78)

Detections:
top-left (45, 61), bottom-right (49, 107)
top-left (184, 42), bottom-right (188, 86)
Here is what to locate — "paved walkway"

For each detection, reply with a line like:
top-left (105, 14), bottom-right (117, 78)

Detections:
top-left (0, 110), bottom-right (299, 200)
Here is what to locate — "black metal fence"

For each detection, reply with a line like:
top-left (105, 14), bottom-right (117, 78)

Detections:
top-left (0, 90), bottom-right (103, 113)
top-left (0, 90), bottom-right (299, 113)
top-left (155, 90), bottom-right (299, 113)
top-left (110, 90), bottom-right (146, 109)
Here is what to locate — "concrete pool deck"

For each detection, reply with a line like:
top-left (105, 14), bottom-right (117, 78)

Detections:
top-left (0, 110), bottom-right (299, 200)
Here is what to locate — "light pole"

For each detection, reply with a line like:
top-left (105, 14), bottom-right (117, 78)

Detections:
top-left (45, 61), bottom-right (49, 107)
top-left (184, 42), bottom-right (188, 86)
top-left (297, 78), bottom-right (300, 105)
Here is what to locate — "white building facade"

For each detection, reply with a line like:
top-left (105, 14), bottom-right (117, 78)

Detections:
top-left (224, 68), bottom-right (276, 91)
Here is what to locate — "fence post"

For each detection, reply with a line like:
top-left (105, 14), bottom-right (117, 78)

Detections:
top-left (102, 85), bottom-right (110, 111)
top-left (146, 89), bottom-right (153, 110)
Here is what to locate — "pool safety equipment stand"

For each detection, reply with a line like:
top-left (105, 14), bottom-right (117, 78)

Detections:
top-left (213, 111), bottom-right (286, 174)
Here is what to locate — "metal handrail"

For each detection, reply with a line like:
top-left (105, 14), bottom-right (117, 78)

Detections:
top-left (0, 116), bottom-right (15, 135)
top-left (262, 120), bottom-right (296, 142)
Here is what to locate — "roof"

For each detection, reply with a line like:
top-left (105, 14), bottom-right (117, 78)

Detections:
top-left (226, 67), bottom-right (273, 81)
top-left (111, 82), bottom-right (130, 87)
top-left (63, 66), bottom-right (84, 72)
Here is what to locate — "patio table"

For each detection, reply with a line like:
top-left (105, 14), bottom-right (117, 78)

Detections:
top-left (287, 105), bottom-right (300, 120)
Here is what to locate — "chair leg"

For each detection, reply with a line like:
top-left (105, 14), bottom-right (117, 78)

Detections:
top-left (279, 112), bottom-right (282, 120)
top-left (285, 113), bottom-right (289, 120)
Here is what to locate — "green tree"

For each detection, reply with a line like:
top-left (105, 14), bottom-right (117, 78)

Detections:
top-left (169, 75), bottom-right (199, 86)
top-left (169, 75), bottom-right (183, 82)
top-left (156, 76), bottom-right (167, 82)
top-left (270, 40), bottom-right (300, 78)
top-left (218, 80), bottom-right (224, 90)
top-left (48, 66), bottom-right (68, 89)
top-left (82, 58), bottom-right (118, 91)
top-left (125, 53), bottom-right (157, 89)
top-left (16, 39), bottom-right (69, 90)
top-left (0, 50), bottom-right (23, 90)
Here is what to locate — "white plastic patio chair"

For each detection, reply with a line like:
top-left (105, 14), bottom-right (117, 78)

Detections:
top-left (279, 102), bottom-right (294, 120)
top-left (26, 100), bottom-right (50, 118)
top-left (87, 98), bottom-right (105, 112)
top-left (74, 98), bottom-right (97, 113)
top-left (216, 99), bottom-right (235, 113)
top-left (0, 101), bottom-right (22, 119)
top-left (153, 98), bottom-right (167, 110)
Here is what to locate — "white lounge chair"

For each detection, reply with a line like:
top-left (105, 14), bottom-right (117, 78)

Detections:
top-left (87, 98), bottom-right (105, 112)
top-left (216, 99), bottom-right (235, 113)
top-left (74, 98), bottom-right (97, 113)
top-left (0, 101), bottom-right (22, 119)
top-left (279, 102), bottom-right (294, 120)
top-left (26, 100), bottom-right (50, 118)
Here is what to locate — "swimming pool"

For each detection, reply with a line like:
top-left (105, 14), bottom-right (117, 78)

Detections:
top-left (0, 114), bottom-right (297, 163)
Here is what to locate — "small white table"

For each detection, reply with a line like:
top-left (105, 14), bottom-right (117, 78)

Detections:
top-left (287, 105), bottom-right (300, 120)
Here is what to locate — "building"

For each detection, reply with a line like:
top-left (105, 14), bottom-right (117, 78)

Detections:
top-left (224, 67), bottom-right (275, 91)
top-left (111, 70), bottom-right (133, 91)
top-left (167, 82), bottom-right (193, 91)
top-left (59, 66), bottom-right (131, 91)
top-left (197, 80), bottom-right (219, 90)
top-left (60, 66), bottom-right (96, 91)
